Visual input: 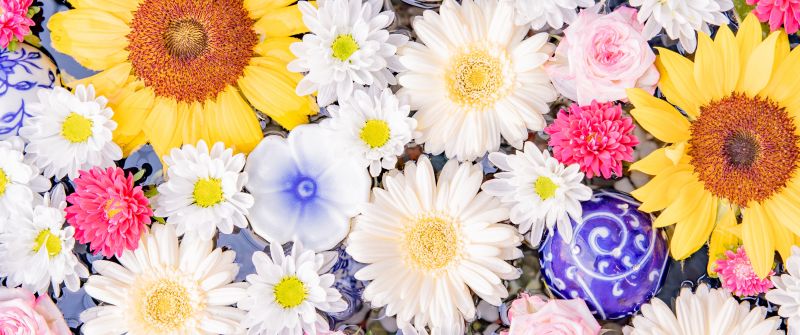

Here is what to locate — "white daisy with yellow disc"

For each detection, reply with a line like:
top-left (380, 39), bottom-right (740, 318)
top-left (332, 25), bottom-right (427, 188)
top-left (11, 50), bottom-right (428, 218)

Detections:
top-left (0, 136), bottom-right (50, 222)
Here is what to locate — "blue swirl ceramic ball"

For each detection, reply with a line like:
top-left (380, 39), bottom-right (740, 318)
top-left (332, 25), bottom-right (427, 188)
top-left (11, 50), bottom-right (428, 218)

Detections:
top-left (539, 190), bottom-right (668, 320)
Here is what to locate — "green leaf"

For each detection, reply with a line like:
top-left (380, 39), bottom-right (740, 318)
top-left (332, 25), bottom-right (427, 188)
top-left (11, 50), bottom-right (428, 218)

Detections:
top-left (144, 185), bottom-right (159, 198)
top-left (23, 34), bottom-right (41, 48)
top-left (132, 169), bottom-right (146, 182)
top-left (733, 0), bottom-right (755, 22)
top-left (153, 216), bottom-right (167, 225)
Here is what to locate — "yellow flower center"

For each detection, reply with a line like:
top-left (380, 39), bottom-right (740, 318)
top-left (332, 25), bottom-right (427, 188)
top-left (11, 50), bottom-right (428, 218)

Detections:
top-left (105, 199), bottom-right (122, 219)
top-left (274, 276), bottom-right (307, 309)
top-left (359, 119), bottom-right (391, 148)
top-left (331, 34), bottom-right (359, 61)
top-left (61, 113), bottom-right (93, 143)
top-left (446, 49), bottom-right (507, 110)
top-left (535, 176), bottom-right (558, 200)
top-left (405, 214), bottom-right (460, 270)
top-left (164, 19), bottom-right (208, 59)
top-left (0, 169), bottom-right (8, 196)
top-left (32, 229), bottom-right (62, 257)
top-left (143, 279), bottom-right (193, 332)
top-left (193, 178), bottom-right (223, 207)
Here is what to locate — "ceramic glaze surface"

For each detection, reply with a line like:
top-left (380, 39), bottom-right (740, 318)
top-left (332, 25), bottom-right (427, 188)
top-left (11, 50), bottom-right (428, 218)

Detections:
top-left (0, 43), bottom-right (56, 140)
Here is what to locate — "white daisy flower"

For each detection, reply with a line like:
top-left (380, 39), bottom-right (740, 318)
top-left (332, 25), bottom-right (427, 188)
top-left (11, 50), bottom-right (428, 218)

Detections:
top-left (239, 242), bottom-right (346, 335)
top-left (629, 0), bottom-right (733, 52)
top-left (155, 140), bottom-right (254, 241)
top-left (80, 224), bottom-right (248, 335)
top-left (289, 0), bottom-right (408, 107)
top-left (323, 87), bottom-right (416, 177)
top-left (19, 84), bottom-right (122, 180)
top-left (0, 193), bottom-right (88, 296)
top-left (398, 0), bottom-right (558, 162)
top-left (625, 284), bottom-right (783, 335)
top-left (481, 142), bottom-right (592, 247)
top-left (767, 246), bottom-right (800, 334)
top-left (512, 0), bottom-right (594, 30)
top-left (346, 155), bottom-right (523, 332)
top-left (0, 136), bottom-right (50, 220)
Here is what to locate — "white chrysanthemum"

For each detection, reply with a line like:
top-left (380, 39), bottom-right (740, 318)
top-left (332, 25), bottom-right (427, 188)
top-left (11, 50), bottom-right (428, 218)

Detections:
top-left (0, 137), bottom-right (50, 220)
top-left (19, 85), bottom-right (122, 180)
top-left (239, 242), bottom-right (346, 335)
top-left (289, 0), bottom-right (408, 107)
top-left (80, 224), bottom-right (247, 335)
top-left (155, 140), bottom-right (254, 241)
top-left (482, 142), bottom-right (591, 246)
top-left (0, 194), bottom-right (88, 296)
top-left (625, 284), bottom-right (783, 335)
top-left (767, 246), bottom-right (800, 334)
top-left (346, 155), bottom-right (522, 333)
top-left (398, 0), bottom-right (557, 162)
top-left (629, 0), bottom-right (733, 52)
top-left (512, 0), bottom-right (594, 30)
top-left (323, 87), bottom-right (417, 177)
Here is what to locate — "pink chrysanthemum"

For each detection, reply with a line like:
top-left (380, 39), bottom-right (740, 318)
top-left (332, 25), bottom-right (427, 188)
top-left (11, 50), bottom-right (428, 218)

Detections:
top-left (715, 246), bottom-right (774, 296)
top-left (544, 100), bottom-right (639, 179)
top-left (0, 0), bottom-right (35, 49)
top-left (747, 0), bottom-right (800, 34)
top-left (65, 167), bottom-right (153, 257)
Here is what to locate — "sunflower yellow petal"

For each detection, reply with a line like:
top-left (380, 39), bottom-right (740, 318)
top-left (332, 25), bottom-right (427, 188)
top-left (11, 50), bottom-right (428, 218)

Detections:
top-left (48, 9), bottom-right (130, 71)
top-left (762, 189), bottom-right (800, 237)
top-left (713, 24), bottom-right (740, 96)
top-left (630, 147), bottom-right (672, 175)
top-left (143, 97), bottom-right (181, 158)
top-left (762, 46), bottom-right (800, 104)
top-left (671, 193), bottom-right (717, 260)
top-left (627, 89), bottom-right (690, 143)
top-left (736, 14), bottom-right (764, 72)
top-left (737, 31), bottom-right (780, 96)
top-left (254, 4), bottom-right (309, 38)
top-left (238, 57), bottom-right (317, 130)
top-left (769, 211), bottom-right (796, 267)
top-left (245, 0), bottom-right (301, 19)
top-left (255, 37), bottom-right (302, 63)
top-left (68, 0), bottom-right (141, 23)
top-left (71, 62), bottom-right (133, 100)
top-left (113, 86), bottom-right (155, 138)
top-left (707, 204), bottom-right (739, 277)
top-left (774, 31), bottom-right (791, 72)
top-left (694, 32), bottom-right (725, 102)
top-left (121, 131), bottom-right (148, 157)
top-left (655, 48), bottom-right (703, 118)
top-left (742, 204), bottom-right (775, 279)
top-left (653, 180), bottom-right (706, 228)
top-left (206, 88), bottom-right (263, 154)
top-left (632, 164), bottom-right (695, 213)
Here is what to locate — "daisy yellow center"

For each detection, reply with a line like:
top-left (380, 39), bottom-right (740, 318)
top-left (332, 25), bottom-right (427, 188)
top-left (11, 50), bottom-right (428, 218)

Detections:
top-left (105, 199), bottom-right (122, 219)
top-left (331, 34), bottom-right (359, 61)
top-left (193, 178), bottom-right (224, 207)
top-left (360, 119), bottom-right (391, 148)
top-left (689, 93), bottom-right (800, 207)
top-left (446, 49), bottom-right (506, 110)
top-left (32, 229), bottom-right (61, 257)
top-left (273, 276), bottom-right (307, 309)
top-left (164, 19), bottom-right (208, 59)
top-left (405, 214), bottom-right (459, 270)
top-left (61, 113), bottom-right (93, 143)
top-left (0, 169), bottom-right (8, 196)
top-left (535, 176), bottom-right (558, 200)
top-left (143, 280), bottom-right (193, 332)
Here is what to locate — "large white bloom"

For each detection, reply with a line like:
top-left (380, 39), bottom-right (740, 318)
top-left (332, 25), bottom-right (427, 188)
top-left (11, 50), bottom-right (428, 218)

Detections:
top-left (239, 242), bottom-right (346, 335)
top-left (289, 0), bottom-right (408, 107)
top-left (482, 142), bottom-right (592, 246)
top-left (155, 140), bottom-right (254, 241)
top-left (346, 156), bottom-right (522, 333)
top-left (767, 246), bottom-right (800, 334)
top-left (19, 85), bottom-right (122, 180)
top-left (0, 136), bottom-right (49, 220)
top-left (323, 87), bottom-right (416, 177)
top-left (625, 284), bottom-right (783, 335)
top-left (629, 0), bottom-right (733, 52)
top-left (398, 0), bottom-right (557, 161)
top-left (80, 225), bottom-right (248, 335)
top-left (512, 0), bottom-right (594, 30)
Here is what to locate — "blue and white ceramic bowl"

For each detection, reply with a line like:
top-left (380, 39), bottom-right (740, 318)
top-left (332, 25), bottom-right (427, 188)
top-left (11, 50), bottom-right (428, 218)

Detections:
top-left (0, 43), bottom-right (57, 140)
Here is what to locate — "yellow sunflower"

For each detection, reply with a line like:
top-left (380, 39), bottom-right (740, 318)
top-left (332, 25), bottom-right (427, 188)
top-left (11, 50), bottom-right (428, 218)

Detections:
top-left (627, 14), bottom-right (800, 278)
top-left (48, 0), bottom-right (318, 157)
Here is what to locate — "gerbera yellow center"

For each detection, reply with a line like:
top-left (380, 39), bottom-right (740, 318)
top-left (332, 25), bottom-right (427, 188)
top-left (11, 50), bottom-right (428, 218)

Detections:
top-left (104, 199), bottom-right (122, 219)
top-left (32, 229), bottom-right (61, 257)
top-left (273, 276), bottom-right (307, 309)
top-left (359, 119), bottom-right (391, 148)
top-left (405, 214), bottom-right (460, 270)
top-left (689, 93), bottom-right (800, 207)
top-left (164, 19), bottom-right (208, 59)
top-left (143, 279), bottom-right (193, 332)
top-left (0, 169), bottom-right (8, 196)
top-left (193, 178), bottom-right (224, 207)
top-left (61, 113), bottom-right (93, 143)
top-left (331, 34), bottom-right (359, 62)
top-left (535, 176), bottom-right (558, 200)
top-left (446, 49), bottom-right (506, 110)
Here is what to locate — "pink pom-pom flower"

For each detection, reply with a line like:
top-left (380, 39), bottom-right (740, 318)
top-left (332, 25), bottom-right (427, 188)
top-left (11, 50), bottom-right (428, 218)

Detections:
top-left (0, 0), bottom-right (35, 49)
top-left (747, 0), bottom-right (800, 34)
top-left (65, 167), bottom-right (153, 258)
top-left (715, 246), bottom-right (774, 297)
top-left (544, 101), bottom-right (639, 179)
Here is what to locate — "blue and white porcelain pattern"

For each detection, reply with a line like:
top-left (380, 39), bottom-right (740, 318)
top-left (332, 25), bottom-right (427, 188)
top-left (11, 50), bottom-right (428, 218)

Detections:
top-left (0, 43), bottom-right (57, 140)
top-left (539, 190), bottom-right (668, 320)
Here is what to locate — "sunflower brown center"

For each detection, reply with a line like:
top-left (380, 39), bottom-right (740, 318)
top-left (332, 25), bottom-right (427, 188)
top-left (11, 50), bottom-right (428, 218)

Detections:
top-left (128, 0), bottom-right (258, 102)
top-left (689, 93), bottom-right (800, 207)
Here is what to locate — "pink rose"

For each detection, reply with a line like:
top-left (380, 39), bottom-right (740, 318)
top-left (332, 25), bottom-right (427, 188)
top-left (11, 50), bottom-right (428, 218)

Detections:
top-left (545, 5), bottom-right (658, 105)
top-left (504, 294), bottom-right (601, 335)
top-left (0, 287), bottom-right (70, 335)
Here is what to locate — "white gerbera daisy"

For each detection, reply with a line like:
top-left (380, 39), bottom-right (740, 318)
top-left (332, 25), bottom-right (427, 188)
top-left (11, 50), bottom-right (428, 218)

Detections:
top-left (629, 0), bottom-right (733, 52)
top-left (155, 140), bottom-right (254, 241)
top-left (289, 0), bottom-right (408, 107)
top-left (80, 224), bottom-right (248, 335)
top-left (767, 246), bottom-right (800, 334)
top-left (398, 0), bottom-right (557, 162)
top-left (239, 242), bottom-right (346, 335)
top-left (19, 84), bottom-right (121, 180)
top-left (346, 155), bottom-right (522, 333)
top-left (323, 87), bottom-right (416, 177)
top-left (0, 136), bottom-right (50, 220)
top-left (481, 142), bottom-right (592, 246)
top-left (624, 284), bottom-right (783, 335)
top-left (512, 0), bottom-right (594, 30)
top-left (0, 193), bottom-right (88, 296)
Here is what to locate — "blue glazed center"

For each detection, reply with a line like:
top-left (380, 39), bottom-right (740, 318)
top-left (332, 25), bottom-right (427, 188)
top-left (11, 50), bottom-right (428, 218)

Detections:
top-left (293, 177), bottom-right (317, 201)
